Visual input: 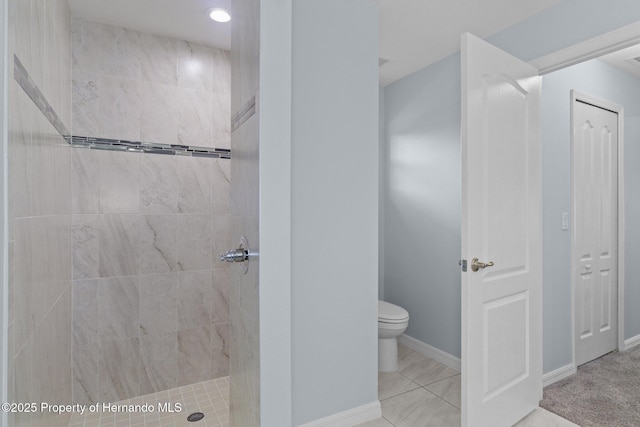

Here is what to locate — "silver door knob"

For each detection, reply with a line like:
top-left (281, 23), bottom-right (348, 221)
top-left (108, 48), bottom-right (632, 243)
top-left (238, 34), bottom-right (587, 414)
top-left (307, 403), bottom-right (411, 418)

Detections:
top-left (471, 258), bottom-right (494, 272)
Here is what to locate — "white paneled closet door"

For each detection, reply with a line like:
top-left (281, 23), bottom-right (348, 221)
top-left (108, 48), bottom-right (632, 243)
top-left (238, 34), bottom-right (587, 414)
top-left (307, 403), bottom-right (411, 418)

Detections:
top-left (572, 95), bottom-right (619, 367)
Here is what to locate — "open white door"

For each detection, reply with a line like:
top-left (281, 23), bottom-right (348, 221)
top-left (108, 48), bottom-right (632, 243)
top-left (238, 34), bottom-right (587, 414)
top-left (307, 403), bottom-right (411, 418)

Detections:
top-left (461, 33), bottom-right (542, 427)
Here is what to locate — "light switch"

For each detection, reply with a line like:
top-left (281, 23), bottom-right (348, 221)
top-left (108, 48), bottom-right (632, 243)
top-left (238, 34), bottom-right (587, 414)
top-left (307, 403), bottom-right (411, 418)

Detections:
top-left (562, 212), bottom-right (569, 231)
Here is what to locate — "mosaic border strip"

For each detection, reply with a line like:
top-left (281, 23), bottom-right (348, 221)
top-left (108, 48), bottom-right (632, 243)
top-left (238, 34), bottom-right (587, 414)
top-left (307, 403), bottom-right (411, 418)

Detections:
top-left (14, 54), bottom-right (70, 137)
top-left (231, 95), bottom-right (256, 132)
top-left (14, 54), bottom-right (232, 160)
top-left (68, 135), bottom-right (231, 159)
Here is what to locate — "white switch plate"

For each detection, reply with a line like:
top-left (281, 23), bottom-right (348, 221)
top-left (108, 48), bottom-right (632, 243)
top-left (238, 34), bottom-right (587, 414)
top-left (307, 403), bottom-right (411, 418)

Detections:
top-left (562, 212), bottom-right (569, 231)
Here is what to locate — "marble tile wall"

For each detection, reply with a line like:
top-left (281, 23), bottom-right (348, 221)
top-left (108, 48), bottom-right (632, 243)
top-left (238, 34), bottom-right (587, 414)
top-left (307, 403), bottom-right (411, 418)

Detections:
top-left (71, 18), bottom-right (231, 149)
top-left (7, 0), bottom-right (73, 426)
top-left (70, 20), bottom-right (232, 405)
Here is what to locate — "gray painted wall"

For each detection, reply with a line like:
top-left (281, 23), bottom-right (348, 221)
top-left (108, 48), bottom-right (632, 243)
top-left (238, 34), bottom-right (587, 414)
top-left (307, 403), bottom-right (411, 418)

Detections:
top-left (540, 59), bottom-right (640, 369)
top-left (382, 0), bottom-right (640, 373)
top-left (383, 54), bottom-right (462, 357)
top-left (291, 0), bottom-right (379, 424)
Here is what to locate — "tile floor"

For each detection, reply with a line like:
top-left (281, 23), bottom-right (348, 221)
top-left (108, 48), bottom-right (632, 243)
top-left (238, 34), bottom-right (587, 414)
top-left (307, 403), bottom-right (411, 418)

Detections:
top-left (67, 345), bottom-right (577, 427)
top-left (68, 377), bottom-right (229, 427)
top-left (357, 344), bottom-right (578, 427)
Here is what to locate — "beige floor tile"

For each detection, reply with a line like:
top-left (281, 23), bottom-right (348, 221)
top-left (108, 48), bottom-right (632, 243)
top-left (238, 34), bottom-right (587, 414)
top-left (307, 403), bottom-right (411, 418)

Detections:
top-left (379, 371), bottom-right (421, 400)
top-left (424, 374), bottom-right (461, 409)
top-left (514, 408), bottom-right (579, 427)
top-left (397, 345), bottom-right (459, 386)
top-left (381, 387), bottom-right (460, 427)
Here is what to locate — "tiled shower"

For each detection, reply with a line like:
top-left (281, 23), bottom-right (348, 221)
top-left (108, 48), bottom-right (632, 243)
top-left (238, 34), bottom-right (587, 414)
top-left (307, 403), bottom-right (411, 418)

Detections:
top-left (7, 1), bottom-right (232, 426)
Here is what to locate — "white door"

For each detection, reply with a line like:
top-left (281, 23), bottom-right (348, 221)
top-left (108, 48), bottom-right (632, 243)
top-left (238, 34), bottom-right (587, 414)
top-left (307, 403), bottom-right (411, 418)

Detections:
top-left (572, 94), bottom-right (619, 366)
top-left (461, 33), bottom-right (542, 427)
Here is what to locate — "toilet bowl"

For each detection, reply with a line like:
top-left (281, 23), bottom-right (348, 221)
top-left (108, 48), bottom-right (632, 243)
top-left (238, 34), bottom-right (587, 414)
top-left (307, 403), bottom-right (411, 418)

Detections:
top-left (378, 300), bottom-right (409, 372)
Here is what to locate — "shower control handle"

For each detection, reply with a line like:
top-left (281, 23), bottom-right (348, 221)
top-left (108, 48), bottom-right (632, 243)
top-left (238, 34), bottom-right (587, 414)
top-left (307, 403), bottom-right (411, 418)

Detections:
top-left (219, 248), bottom-right (248, 263)
top-left (219, 236), bottom-right (251, 274)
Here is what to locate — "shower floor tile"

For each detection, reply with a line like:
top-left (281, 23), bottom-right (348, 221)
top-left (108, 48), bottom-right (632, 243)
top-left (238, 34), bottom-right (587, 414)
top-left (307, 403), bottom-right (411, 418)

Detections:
top-left (68, 377), bottom-right (229, 427)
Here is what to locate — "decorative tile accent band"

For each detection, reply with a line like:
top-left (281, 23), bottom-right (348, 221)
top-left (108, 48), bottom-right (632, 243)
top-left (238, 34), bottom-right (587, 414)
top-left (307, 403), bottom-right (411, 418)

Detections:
top-left (14, 54), bottom-right (231, 160)
top-left (67, 135), bottom-right (231, 159)
top-left (14, 54), bottom-right (70, 137)
top-left (231, 95), bottom-right (256, 132)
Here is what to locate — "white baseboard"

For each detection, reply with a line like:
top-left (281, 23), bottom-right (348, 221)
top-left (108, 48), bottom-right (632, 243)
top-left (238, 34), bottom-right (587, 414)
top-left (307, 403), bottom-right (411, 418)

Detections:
top-left (296, 401), bottom-right (381, 427)
top-left (623, 334), bottom-right (640, 351)
top-left (398, 334), bottom-right (461, 372)
top-left (542, 363), bottom-right (576, 387)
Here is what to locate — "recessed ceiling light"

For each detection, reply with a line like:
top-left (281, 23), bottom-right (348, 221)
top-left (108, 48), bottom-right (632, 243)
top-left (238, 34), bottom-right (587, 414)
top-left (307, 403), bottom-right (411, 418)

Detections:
top-left (208, 8), bottom-right (231, 23)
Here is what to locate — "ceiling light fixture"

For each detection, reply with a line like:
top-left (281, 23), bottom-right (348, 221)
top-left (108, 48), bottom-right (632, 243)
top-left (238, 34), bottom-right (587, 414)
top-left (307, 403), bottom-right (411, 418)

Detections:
top-left (208, 8), bottom-right (231, 23)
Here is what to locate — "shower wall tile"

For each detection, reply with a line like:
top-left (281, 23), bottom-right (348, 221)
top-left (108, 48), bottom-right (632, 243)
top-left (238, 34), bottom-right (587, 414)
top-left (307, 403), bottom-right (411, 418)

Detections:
top-left (99, 24), bottom-right (141, 80)
top-left (100, 337), bottom-right (140, 402)
top-left (140, 33), bottom-right (178, 85)
top-left (98, 150), bottom-right (141, 213)
top-left (9, 86), bottom-right (34, 219)
top-left (140, 81), bottom-right (179, 145)
top-left (98, 214), bottom-right (140, 277)
top-left (212, 158), bottom-right (231, 214)
top-left (178, 41), bottom-right (214, 92)
top-left (12, 0), bottom-right (32, 79)
top-left (72, 71), bottom-right (100, 137)
top-left (211, 322), bottom-right (230, 378)
top-left (178, 269), bottom-right (213, 330)
top-left (99, 276), bottom-right (140, 340)
top-left (71, 19), bottom-right (231, 403)
top-left (73, 343), bottom-right (100, 405)
top-left (72, 148), bottom-right (100, 213)
top-left (211, 48), bottom-right (231, 95)
top-left (8, 0), bottom-right (73, 420)
top-left (140, 154), bottom-right (179, 214)
top-left (177, 325), bottom-right (213, 387)
top-left (72, 18), bottom-right (100, 74)
top-left (212, 268), bottom-right (230, 324)
top-left (42, 0), bottom-right (56, 108)
top-left (31, 117), bottom-right (59, 216)
top-left (72, 214), bottom-right (100, 279)
top-left (177, 89), bottom-right (213, 147)
top-left (73, 280), bottom-right (99, 346)
top-left (212, 215), bottom-right (232, 268)
top-left (99, 75), bottom-right (140, 141)
top-left (211, 93), bottom-right (231, 149)
top-left (177, 156), bottom-right (212, 213)
top-left (177, 214), bottom-right (213, 271)
top-left (139, 332), bottom-right (178, 395)
top-left (139, 273), bottom-right (178, 335)
top-left (139, 215), bottom-right (178, 274)
top-left (30, 0), bottom-right (45, 91)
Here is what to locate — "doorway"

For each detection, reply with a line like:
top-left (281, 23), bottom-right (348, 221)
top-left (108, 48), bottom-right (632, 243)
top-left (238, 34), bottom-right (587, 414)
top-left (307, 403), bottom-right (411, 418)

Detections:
top-left (571, 92), bottom-right (622, 367)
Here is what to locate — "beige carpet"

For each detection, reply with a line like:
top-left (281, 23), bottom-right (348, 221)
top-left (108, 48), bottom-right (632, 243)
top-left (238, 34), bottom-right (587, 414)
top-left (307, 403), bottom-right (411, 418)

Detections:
top-left (540, 345), bottom-right (640, 427)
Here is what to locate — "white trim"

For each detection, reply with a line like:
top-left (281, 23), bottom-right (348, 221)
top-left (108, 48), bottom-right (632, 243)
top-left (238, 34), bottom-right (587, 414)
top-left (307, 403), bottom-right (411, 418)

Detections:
top-left (623, 334), bottom-right (640, 351)
top-left (296, 401), bottom-right (382, 427)
top-left (569, 90), bottom-right (624, 367)
top-left (542, 363), bottom-right (576, 388)
top-left (531, 21), bottom-right (640, 75)
top-left (399, 334), bottom-right (461, 372)
top-left (1, 0), bottom-right (8, 425)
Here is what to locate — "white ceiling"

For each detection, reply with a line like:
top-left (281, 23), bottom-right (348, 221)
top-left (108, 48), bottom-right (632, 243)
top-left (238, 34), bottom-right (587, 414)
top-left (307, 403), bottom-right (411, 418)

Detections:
top-left (599, 44), bottom-right (640, 80)
top-left (378, 0), bottom-right (562, 85)
top-left (68, 0), bottom-right (231, 51)
top-left (68, 0), bottom-right (563, 86)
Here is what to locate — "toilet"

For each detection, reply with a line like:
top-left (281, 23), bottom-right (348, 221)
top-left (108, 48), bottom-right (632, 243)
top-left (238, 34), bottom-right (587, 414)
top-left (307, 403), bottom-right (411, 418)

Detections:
top-left (378, 300), bottom-right (410, 372)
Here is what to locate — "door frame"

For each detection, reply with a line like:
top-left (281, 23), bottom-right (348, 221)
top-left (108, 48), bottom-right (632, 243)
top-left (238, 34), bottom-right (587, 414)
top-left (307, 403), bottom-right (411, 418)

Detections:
top-left (569, 91), bottom-right (625, 366)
